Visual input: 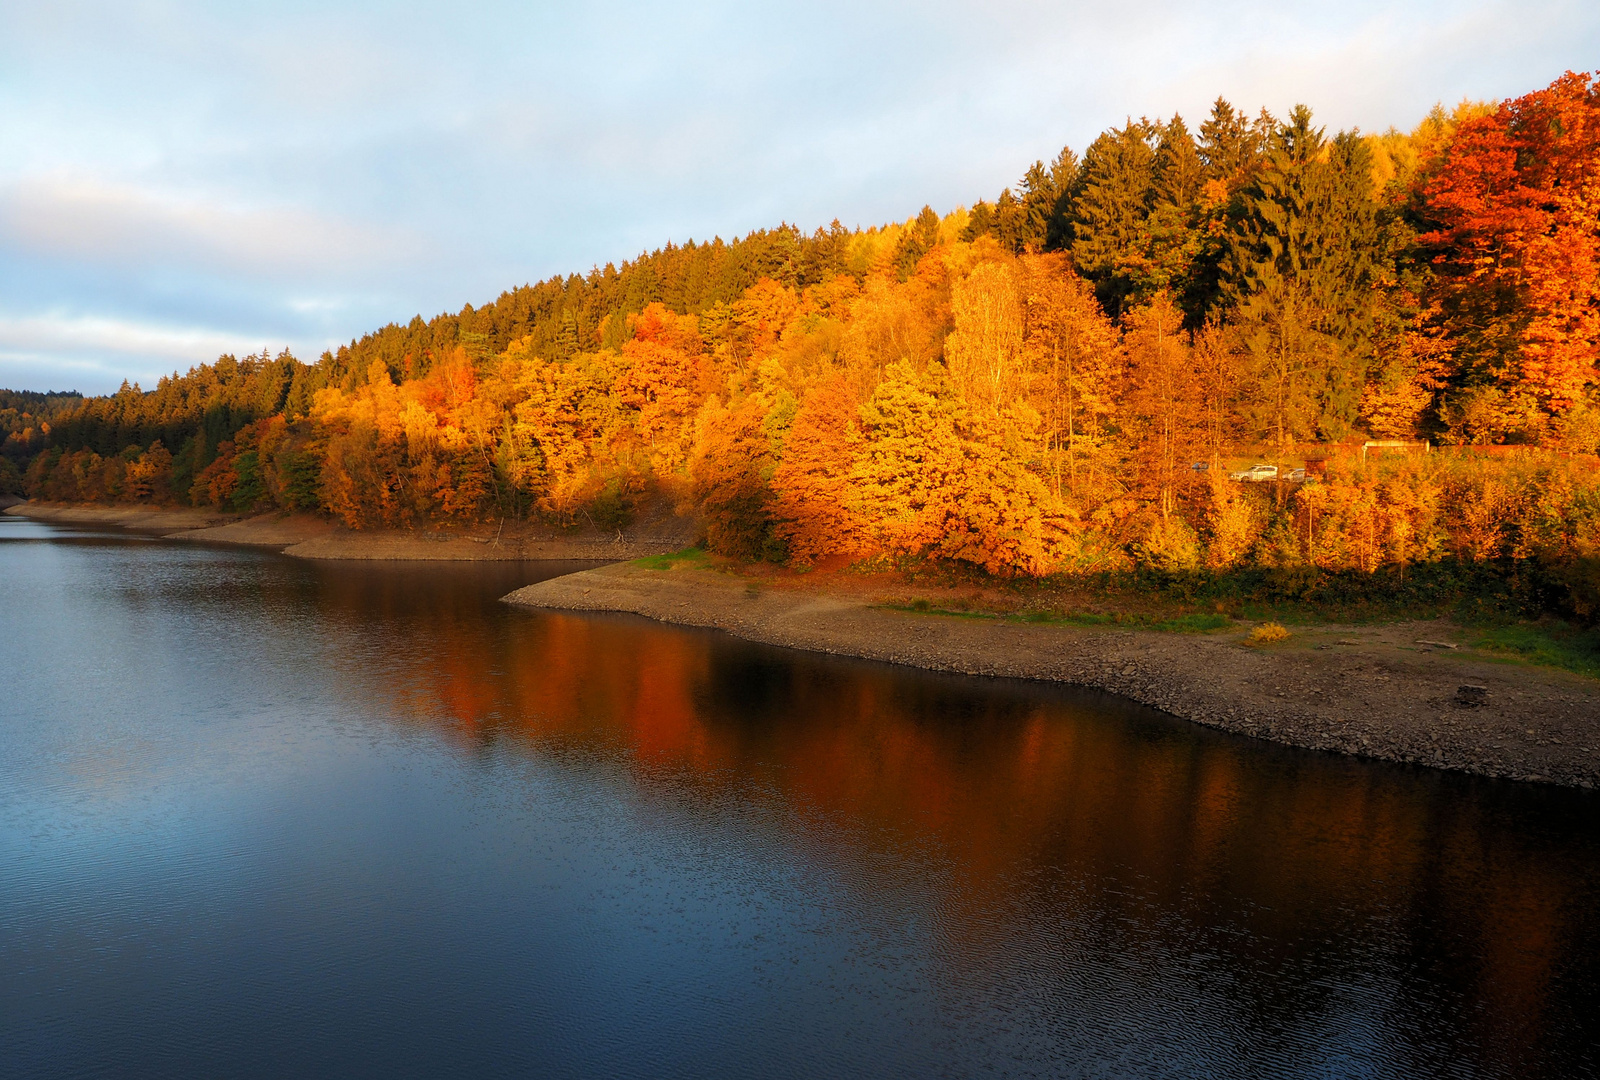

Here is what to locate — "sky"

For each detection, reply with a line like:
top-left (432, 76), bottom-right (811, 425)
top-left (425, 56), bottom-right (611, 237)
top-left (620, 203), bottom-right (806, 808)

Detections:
top-left (1, 1), bottom-right (1596, 395)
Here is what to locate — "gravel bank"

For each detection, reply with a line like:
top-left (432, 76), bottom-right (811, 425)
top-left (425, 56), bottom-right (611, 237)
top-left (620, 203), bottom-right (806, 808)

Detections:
top-left (505, 562), bottom-right (1600, 789)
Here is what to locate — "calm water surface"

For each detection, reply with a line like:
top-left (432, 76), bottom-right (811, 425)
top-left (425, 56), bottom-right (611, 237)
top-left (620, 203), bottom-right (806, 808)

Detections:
top-left (2, 516), bottom-right (1598, 1079)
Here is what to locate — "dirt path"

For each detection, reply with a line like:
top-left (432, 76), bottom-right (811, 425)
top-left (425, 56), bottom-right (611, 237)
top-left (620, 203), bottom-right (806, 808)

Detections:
top-left (504, 562), bottom-right (1600, 789)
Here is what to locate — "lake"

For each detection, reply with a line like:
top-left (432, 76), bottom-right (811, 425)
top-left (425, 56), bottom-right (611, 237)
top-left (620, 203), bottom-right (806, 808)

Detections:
top-left (2, 515), bottom-right (1598, 1079)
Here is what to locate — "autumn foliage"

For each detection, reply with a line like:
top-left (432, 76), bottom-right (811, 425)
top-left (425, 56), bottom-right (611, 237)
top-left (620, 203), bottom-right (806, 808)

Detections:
top-left (14, 71), bottom-right (1600, 612)
top-left (1419, 72), bottom-right (1600, 434)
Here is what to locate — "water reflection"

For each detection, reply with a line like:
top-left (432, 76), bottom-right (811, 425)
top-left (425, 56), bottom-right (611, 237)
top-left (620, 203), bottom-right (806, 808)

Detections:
top-left (3, 521), bottom-right (1598, 1079)
top-left (299, 558), bottom-right (1600, 1078)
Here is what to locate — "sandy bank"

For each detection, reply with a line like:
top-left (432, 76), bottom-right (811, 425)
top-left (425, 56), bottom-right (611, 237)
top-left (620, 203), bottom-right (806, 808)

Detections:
top-left (505, 563), bottom-right (1600, 789)
top-left (5, 501), bottom-right (696, 561)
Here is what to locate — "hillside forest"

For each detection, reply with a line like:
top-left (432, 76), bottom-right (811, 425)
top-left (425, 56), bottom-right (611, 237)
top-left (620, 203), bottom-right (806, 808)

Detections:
top-left (5, 71), bottom-right (1599, 618)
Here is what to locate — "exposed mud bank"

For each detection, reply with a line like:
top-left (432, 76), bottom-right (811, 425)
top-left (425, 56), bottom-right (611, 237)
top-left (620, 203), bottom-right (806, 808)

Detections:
top-left (5, 503), bottom-right (234, 532)
top-left (4, 502), bottom-right (695, 561)
top-left (505, 562), bottom-right (1600, 789)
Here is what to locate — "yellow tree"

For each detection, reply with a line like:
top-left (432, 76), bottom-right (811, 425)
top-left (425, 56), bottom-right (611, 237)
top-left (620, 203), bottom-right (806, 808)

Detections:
top-left (944, 259), bottom-right (1024, 407)
top-left (515, 351), bottom-right (628, 517)
top-left (769, 378), bottom-right (869, 565)
top-left (840, 267), bottom-right (948, 387)
top-left (689, 396), bottom-right (777, 560)
top-left (849, 362), bottom-right (1073, 576)
top-left (616, 336), bottom-right (703, 475)
top-left (1018, 253), bottom-right (1123, 493)
top-left (1121, 292), bottom-right (1206, 519)
top-left (1191, 319), bottom-right (1241, 462)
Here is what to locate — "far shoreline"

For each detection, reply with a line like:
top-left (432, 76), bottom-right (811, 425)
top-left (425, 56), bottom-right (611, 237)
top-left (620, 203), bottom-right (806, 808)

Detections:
top-left (2, 501), bottom-right (689, 562)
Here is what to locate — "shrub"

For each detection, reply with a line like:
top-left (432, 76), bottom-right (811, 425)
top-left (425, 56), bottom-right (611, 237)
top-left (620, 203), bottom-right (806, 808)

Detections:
top-left (1249, 622), bottom-right (1291, 644)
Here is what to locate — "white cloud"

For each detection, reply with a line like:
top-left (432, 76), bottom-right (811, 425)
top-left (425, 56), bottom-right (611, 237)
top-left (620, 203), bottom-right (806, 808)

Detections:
top-left (0, 311), bottom-right (274, 366)
top-left (0, 176), bottom-right (429, 281)
top-left (0, 0), bottom-right (1595, 392)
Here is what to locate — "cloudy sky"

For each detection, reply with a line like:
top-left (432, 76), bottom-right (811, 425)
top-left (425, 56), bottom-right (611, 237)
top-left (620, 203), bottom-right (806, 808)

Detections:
top-left (1, 0), bottom-right (1595, 394)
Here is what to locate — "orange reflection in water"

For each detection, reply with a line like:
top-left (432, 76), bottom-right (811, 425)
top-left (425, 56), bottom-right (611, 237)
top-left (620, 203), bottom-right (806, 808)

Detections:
top-left (313, 565), bottom-right (1598, 1068)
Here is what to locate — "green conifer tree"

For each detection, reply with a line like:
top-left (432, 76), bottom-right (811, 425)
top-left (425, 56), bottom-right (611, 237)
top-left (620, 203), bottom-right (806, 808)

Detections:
top-left (961, 200), bottom-right (996, 242)
top-left (1154, 116), bottom-right (1204, 207)
top-left (1070, 120), bottom-right (1159, 317)
top-left (1198, 98), bottom-right (1257, 187)
top-left (1222, 106), bottom-right (1386, 441)
top-left (893, 206), bottom-right (943, 279)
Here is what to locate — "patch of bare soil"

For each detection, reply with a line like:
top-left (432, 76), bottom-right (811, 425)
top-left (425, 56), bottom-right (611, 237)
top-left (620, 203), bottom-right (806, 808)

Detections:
top-left (504, 562), bottom-right (1600, 789)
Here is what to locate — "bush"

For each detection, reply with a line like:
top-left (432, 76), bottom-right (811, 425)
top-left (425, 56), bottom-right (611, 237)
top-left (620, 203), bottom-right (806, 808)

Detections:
top-left (1249, 622), bottom-right (1291, 643)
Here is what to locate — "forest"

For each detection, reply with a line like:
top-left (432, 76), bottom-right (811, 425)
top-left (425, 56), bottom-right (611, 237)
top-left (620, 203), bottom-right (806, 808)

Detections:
top-left (7, 71), bottom-right (1599, 620)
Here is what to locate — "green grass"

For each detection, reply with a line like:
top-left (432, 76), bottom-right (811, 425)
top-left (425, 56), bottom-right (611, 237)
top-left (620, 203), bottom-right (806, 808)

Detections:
top-left (1010, 608), bottom-right (1235, 633)
top-left (882, 600), bottom-right (996, 620)
top-left (630, 546), bottom-right (711, 571)
top-left (1020, 559), bottom-right (1586, 628)
top-left (890, 594), bottom-right (1600, 675)
top-left (1469, 622), bottom-right (1600, 678)
top-left (886, 603), bottom-right (1234, 634)
top-left (1015, 609), bottom-right (1117, 627)
top-left (1147, 612), bottom-right (1235, 633)
top-left (1028, 609), bottom-right (1233, 633)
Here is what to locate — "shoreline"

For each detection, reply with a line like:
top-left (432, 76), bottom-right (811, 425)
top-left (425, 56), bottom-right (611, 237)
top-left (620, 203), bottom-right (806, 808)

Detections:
top-left (504, 562), bottom-right (1600, 790)
top-left (11, 499), bottom-right (1598, 789)
top-left (3, 501), bottom-right (692, 561)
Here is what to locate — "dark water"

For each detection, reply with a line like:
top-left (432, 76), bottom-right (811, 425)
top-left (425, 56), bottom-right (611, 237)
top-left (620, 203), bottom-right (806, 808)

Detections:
top-left (2, 518), bottom-right (1598, 1079)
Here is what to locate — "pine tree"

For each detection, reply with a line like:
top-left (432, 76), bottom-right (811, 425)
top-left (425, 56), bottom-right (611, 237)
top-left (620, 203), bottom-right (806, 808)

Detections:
top-left (1042, 146), bottom-right (1081, 253)
top-left (1198, 98), bottom-right (1264, 188)
top-left (1070, 120), bottom-right (1159, 317)
top-left (962, 200), bottom-right (996, 242)
top-left (1017, 150), bottom-right (1076, 252)
top-left (993, 188), bottom-right (1027, 252)
top-left (1139, 116), bottom-right (1206, 312)
top-left (963, 145), bottom-right (1077, 253)
top-left (1154, 116), bottom-right (1204, 207)
top-left (1222, 106), bottom-right (1385, 439)
top-left (893, 206), bottom-right (943, 280)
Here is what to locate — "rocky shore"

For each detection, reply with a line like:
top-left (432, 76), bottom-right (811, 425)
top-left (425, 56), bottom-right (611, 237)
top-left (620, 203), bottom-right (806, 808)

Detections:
top-left (4, 501), bottom-right (695, 561)
top-left (505, 562), bottom-right (1600, 790)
